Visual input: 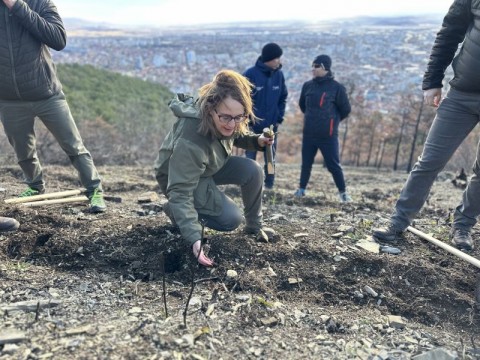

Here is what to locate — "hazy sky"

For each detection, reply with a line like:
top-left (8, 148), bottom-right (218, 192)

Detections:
top-left (53, 0), bottom-right (454, 27)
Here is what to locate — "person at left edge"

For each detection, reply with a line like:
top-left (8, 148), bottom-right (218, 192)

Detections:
top-left (0, 0), bottom-right (106, 213)
top-left (154, 70), bottom-right (275, 267)
top-left (243, 42), bottom-right (288, 189)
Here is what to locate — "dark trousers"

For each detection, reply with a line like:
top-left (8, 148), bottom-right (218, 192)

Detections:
top-left (299, 136), bottom-right (346, 192)
top-left (392, 88), bottom-right (480, 231)
top-left (245, 137), bottom-right (277, 188)
top-left (199, 156), bottom-right (264, 231)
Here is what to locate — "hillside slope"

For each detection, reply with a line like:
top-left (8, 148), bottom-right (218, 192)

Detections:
top-left (1, 164), bottom-right (479, 359)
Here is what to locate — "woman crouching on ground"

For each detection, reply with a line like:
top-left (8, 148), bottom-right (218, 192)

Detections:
top-left (154, 69), bottom-right (275, 267)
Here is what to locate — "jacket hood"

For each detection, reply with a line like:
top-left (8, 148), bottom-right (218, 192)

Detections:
top-left (168, 93), bottom-right (201, 119)
top-left (255, 57), bottom-right (282, 74)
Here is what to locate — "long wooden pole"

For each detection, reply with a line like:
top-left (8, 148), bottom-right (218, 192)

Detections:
top-left (4, 189), bottom-right (83, 204)
top-left (21, 196), bottom-right (88, 207)
top-left (407, 226), bottom-right (480, 269)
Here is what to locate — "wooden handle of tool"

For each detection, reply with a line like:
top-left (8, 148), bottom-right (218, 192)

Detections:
top-left (407, 226), bottom-right (480, 269)
top-left (5, 189), bottom-right (84, 204)
top-left (263, 126), bottom-right (275, 175)
top-left (21, 196), bottom-right (89, 207)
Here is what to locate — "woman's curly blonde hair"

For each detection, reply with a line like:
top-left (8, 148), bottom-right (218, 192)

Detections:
top-left (197, 69), bottom-right (255, 139)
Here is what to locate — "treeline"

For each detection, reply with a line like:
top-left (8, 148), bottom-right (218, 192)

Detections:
top-left (0, 64), bottom-right (175, 166)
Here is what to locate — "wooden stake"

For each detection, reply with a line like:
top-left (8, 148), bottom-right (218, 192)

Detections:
top-left (263, 126), bottom-right (275, 175)
top-left (407, 226), bottom-right (480, 269)
top-left (5, 189), bottom-right (83, 204)
top-left (21, 196), bottom-right (89, 207)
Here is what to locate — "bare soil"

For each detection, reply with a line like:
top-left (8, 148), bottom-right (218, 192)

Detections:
top-left (1, 164), bottom-right (479, 359)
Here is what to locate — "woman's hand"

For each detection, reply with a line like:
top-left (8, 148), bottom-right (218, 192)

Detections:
top-left (192, 240), bottom-right (214, 267)
top-left (258, 133), bottom-right (275, 148)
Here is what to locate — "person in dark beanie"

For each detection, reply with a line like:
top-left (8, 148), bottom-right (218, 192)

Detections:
top-left (294, 54), bottom-right (352, 202)
top-left (243, 42), bottom-right (288, 190)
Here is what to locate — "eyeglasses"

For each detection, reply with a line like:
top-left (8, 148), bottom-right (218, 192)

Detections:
top-left (312, 63), bottom-right (325, 69)
top-left (214, 109), bottom-right (247, 124)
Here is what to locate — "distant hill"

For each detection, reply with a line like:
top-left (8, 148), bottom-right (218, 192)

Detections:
top-left (57, 63), bottom-right (173, 126)
top-left (55, 64), bottom-right (175, 164)
top-left (62, 15), bottom-right (444, 32)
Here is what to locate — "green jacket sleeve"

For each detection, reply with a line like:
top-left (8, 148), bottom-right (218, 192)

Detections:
top-left (167, 138), bottom-right (207, 246)
top-left (234, 133), bottom-right (264, 152)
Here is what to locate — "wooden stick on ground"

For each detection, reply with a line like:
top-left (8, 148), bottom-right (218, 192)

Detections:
top-left (4, 189), bottom-right (83, 204)
top-left (407, 226), bottom-right (480, 269)
top-left (21, 196), bottom-right (89, 207)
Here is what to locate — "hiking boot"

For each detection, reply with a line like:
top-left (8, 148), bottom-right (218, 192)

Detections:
top-left (19, 187), bottom-right (44, 197)
top-left (245, 226), bottom-right (276, 242)
top-left (372, 224), bottom-right (404, 242)
top-left (450, 228), bottom-right (474, 251)
top-left (339, 191), bottom-right (353, 202)
top-left (163, 201), bottom-right (177, 226)
top-left (0, 217), bottom-right (20, 232)
top-left (294, 188), bottom-right (305, 197)
top-left (89, 188), bottom-right (106, 213)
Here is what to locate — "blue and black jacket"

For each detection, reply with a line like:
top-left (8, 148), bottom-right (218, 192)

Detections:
top-left (299, 74), bottom-right (351, 139)
top-left (243, 58), bottom-right (288, 133)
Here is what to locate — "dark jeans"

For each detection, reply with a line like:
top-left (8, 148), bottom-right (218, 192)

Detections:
top-left (199, 156), bottom-right (264, 231)
top-left (299, 136), bottom-right (346, 192)
top-left (245, 136), bottom-right (277, 188)
top-left (392, 88), bottom-right (480, 231)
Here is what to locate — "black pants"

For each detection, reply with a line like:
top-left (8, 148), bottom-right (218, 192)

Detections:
top-left (299, 136), bottom-right (346, 192)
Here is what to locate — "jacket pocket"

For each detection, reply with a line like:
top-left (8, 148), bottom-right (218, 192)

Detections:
top-left (193, 177), bottom-right (223, 216)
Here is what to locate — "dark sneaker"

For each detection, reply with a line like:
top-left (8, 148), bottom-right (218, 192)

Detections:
top-left (163, 201), bottom-right (177, 226)
top-left (372, 225), bottom-right (404, 242)
top-left (339, 191), bottom-right (353, 202)
top-left (245, 226), bottom-right (276, 242)
top-left (294, 188), bottom-right (306, 197)
top-left (89, 188), bottom-right (106, 213)
top-left (0, 217), bottom-right (20, 232)
top-left (19, 187), bottom-right (44, 197)
top-left (450, 228), bottom-right (474, 251)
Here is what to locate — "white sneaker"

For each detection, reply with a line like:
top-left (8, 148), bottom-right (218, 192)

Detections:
top-left (339, 191), bottom-right (352, 202)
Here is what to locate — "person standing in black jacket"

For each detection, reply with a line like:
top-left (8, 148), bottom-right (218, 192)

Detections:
top-left (0, 0), bottom-right (106, 213)
top-left (294, 55), bottom-right (352, 202)
top-left (373, 0), bottom-right (480, 251)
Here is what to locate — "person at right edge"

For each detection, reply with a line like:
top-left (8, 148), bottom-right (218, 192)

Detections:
top-left (372, 0), bottom-right (480, 252)
top-left (294, 55), bottom-right (352, 202)
top-left (243, 43), bottom-right (288, 190)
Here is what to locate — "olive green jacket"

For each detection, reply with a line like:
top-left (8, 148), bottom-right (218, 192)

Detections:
top-left (154, 93), bottom-right (263, 246)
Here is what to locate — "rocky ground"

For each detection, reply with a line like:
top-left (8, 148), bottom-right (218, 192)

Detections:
top-left (0, 164), bottom-right (479, 360)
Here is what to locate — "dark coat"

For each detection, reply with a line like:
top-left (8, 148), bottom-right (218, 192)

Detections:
top-left (299, 74), bottom-right (351, 139)
top-left (423, 0), bottom-right (480, 93)
top-left (243, 58), bottom-right (288, 133)
top-left (0, 0), bottom-right (66, 101)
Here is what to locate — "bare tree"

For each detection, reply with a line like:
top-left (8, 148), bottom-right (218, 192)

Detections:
top-left (407, 97), bottom-right (425, 172)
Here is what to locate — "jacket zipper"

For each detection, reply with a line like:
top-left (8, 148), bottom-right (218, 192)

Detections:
top-left (5, 9), bottom-right (21, 99)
